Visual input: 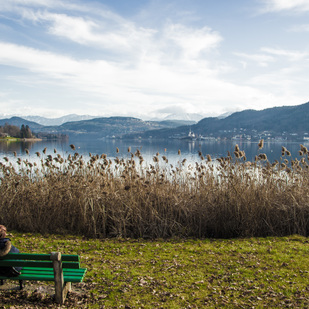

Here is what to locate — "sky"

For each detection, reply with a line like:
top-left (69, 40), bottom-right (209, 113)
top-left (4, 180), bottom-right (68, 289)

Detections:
top-left (0, 0), bottom-right (309, 120)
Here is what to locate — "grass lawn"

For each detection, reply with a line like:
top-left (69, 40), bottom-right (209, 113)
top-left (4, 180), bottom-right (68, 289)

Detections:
top-left (0, 137), bottom-right (20, 141)
top-left (0, 233), bottom-right (308, 308)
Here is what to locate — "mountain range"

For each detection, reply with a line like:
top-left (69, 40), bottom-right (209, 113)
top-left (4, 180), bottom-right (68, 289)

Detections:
top-left (127, 102), bottom-right (309, 140)
top-left (0, 116), bottom-right (196, 139)
top-left (0, 111), bottom-right (203, 126)
top-left (1, 102), bottom-right (309, 140)
top-left (22, 114), bottom-right (96, 126)
top-left (0, 114), bottom-right (96, 126)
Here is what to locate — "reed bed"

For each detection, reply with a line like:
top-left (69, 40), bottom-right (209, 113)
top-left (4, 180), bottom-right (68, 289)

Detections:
top-left (0, 141), bottom-right (309, 239)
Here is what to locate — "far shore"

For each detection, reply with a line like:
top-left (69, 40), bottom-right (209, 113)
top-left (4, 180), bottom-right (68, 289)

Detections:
top-left (0, 137), bottom-right (43, 142)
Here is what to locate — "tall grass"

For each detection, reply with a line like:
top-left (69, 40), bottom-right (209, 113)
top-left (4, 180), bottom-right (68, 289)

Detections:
top-left (0, 141), bottom-right (308, 239)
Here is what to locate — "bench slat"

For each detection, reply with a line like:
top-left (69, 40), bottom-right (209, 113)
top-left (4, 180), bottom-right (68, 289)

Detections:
top-left (0, 268), bottom-right (87, 282)
top-left (20, 270), bottom-right (86, 276)
top-left (0, 261), bottom-right (81, 268)
top-left (20, 268), bottom-right (87, 277)
top-left (21, 267), bottom-right (86, 274)
top-left (0, 274), bottom-right (85, 282)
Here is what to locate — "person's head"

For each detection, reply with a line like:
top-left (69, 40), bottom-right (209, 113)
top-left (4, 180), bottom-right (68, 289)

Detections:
top-left (0, 225), bottom-right (7, 238)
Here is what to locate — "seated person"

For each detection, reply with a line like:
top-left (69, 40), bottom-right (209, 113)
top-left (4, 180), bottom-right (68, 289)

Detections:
top-left (0, 225), bottom-right (22, 276)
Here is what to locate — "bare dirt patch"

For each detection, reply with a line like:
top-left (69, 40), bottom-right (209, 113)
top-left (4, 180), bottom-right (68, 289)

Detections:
top-left (0, 280), bottom-right (94, 308)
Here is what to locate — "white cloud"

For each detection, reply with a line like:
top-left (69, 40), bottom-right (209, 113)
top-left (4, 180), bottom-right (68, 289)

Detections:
top-left (261, 47), bottom-right (308, 61)
top-left (0, 0), bottom-right (91, 12)
top-left (0, 42), bottom-right (81, 78)
top-left (261, 0), bottom-right (309, 13)
top-left (0, 41), bottom-right (266, 117)
top-left (45, 12), bottom-right (157, 56)
top-left (234, 52), bottom-right (275, 67)
top-left (235, 47), bottom-right (309, 67)
top-left (163, 23), bottom-right (222, 59)
top-left (16, 6), bottom-right (222, 65)
top-left (0, 0), bottom-right (308, 118)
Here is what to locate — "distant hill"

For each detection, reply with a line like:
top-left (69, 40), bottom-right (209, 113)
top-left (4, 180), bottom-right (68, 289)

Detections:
top-left (36, 117), bottom-right (196, 139)
top-left (149, 112), bottom-right (204, 122)
top-left (156, 120), bottom-right (196, 127)
top-left (0, 114), bottom-right (197, 127)
top-left (124, 102), bottom-right (309, 139)
top-left (196, 102), bottom-right (309, 134)
top-left (0, 116), bottom-right (196, 138)
top-left (0, 117), bottom-right (44, 131)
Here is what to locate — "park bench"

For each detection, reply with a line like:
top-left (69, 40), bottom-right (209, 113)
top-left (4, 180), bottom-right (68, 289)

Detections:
top-left (0, 252), bottom-right (87, 304)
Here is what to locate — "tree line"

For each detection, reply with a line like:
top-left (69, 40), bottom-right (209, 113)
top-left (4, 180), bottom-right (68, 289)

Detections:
top-left (0, 123), bottom-right (33, 138)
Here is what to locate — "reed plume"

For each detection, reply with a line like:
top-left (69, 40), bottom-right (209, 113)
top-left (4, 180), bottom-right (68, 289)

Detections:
top-left (258, 139), bottom-right (264, 149)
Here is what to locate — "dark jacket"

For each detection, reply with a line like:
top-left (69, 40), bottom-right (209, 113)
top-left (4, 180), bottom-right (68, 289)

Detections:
top-left (0, 237), bottom-right (22, 275)
top-left (0, 237), bottom-right (20, 253)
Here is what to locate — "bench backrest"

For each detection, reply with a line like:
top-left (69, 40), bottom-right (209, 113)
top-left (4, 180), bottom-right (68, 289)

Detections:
top-left (0, 253), bottom-right (81, 269)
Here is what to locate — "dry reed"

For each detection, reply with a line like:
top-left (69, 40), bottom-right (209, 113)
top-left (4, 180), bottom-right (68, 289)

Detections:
top-left (0, 144), bottom-right (309, 239)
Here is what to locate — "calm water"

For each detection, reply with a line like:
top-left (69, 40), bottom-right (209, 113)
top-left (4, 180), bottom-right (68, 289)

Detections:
top-left (0, 138), bottom-right (307, 164)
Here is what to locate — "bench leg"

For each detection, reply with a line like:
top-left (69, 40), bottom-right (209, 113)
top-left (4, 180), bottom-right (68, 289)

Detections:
top-left (65, 282), bottom-right (72, 293)
top-left (0, 279), bottom-right (3, 285)
top-left (54, 281), bottom-right (71, 304)
top-left (51, 252), bottom-right (70, 305)
top-left (63, 282), bottom-right (72, 297)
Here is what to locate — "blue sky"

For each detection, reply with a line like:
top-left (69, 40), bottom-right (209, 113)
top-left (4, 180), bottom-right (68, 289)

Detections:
top-left (0, 0), bottom-right (309, 120)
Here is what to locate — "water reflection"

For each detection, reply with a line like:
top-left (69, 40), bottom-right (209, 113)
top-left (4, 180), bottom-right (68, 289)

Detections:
top-left (0, 140), bottom-right (37, 153)
top-left (0, 138), bottom-right (308, 164)
top-left (0, 139), bottom-right (69, 157)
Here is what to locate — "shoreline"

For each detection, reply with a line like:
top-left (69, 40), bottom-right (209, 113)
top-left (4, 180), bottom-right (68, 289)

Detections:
top-left (0, 137), bottom-right (43, 142)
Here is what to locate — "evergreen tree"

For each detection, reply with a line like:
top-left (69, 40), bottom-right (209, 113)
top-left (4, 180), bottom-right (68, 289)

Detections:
top-left (20, 124), bottom-right (32, 138)
top-left (25, 125), bottom-right (32, 138)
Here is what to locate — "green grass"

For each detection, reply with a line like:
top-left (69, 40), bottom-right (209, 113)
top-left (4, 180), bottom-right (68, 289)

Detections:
top-left (0, 137), bottom-right (20, 141)
top-left (1, 233), bottom-right (308, 308)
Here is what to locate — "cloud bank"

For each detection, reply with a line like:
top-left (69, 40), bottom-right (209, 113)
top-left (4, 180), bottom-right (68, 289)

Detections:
top-left (0, 0), bottom-right (308, 118)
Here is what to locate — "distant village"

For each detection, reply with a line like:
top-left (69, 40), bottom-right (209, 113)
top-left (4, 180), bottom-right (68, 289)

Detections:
top-left (169, 128), bottom-right (309, 142)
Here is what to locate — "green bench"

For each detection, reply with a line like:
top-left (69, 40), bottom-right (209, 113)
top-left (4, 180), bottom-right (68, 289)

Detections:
top-left (0, 252), bottom-right (87, 304)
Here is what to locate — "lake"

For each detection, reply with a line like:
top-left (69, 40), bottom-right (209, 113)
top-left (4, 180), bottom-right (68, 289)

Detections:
top-left (0, 137), bottom-right (307, 165)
